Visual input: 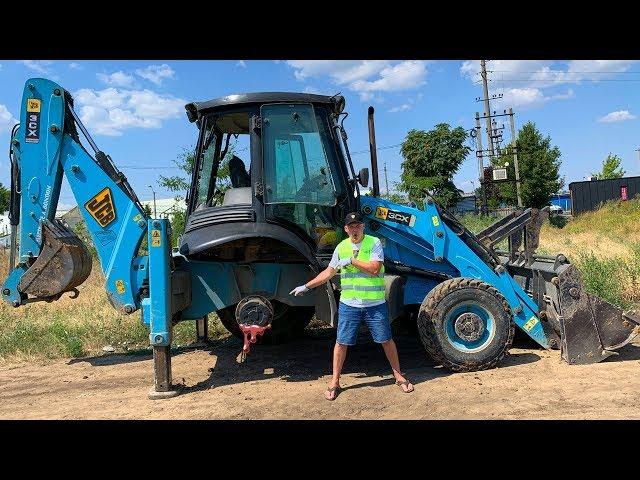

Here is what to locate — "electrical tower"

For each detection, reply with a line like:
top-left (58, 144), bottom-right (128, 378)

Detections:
top-left (472, 60), bottom-right (523, 213)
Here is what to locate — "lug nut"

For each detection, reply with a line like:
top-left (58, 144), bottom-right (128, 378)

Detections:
top-left (50, 125), bottom-right (59, 133)
top-left (155, 335), bottom-right (163, 342)
top-left (53, 88), bottom-right (61, 96)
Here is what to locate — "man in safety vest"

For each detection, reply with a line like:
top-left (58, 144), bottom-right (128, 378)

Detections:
top-left (290, 212), bottom-right (414, 400)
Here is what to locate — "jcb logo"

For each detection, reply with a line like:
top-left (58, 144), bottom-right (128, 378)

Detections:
top-left (25, 98), bottom-right (41, 144)
top-left (375, 206), bottom-right (388, 220)
top-left (27, 99), bottom-right (41, 112)
top-left (85, 187), bottom-right (116, 227)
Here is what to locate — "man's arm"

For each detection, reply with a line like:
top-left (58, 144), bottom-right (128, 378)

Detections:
top-left (305, 266), bottom-right (338, 289)
top-left (350, 238), bottom-right (384, 275)
top-left (290, 266), bottom-right (338, 296)
top-left (350, 258), bottom-right (382, 276)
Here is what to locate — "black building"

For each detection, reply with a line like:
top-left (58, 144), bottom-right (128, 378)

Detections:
top-left (569, 176), bottom-right (640, 214)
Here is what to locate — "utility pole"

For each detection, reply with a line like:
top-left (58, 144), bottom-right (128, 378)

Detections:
top-left (383, 162), bottom-right (390, 197)
top-left (509, 108), bottom-right (523, 207)
top-left (480, 60), bottom-right (495, 158)
top-left (148, 185), bottom-right (157, 218)
top-left (472, 60), bottom-right (520, 214)
top-left (474, 112), bottom-right (487, 214)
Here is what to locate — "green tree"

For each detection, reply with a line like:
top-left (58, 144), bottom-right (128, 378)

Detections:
top-left (398, 124), bottom-right (470, 208)
top-left (0, 182), bottom-right (9, 215)
top-left (158, 143), bottom-right (236, 205)
top-left (142, 203), bottom-right (152, 218)
top-left (592, 153), bottom-right (626, 179)
top-left (492, 121), bottom-right (563, 209)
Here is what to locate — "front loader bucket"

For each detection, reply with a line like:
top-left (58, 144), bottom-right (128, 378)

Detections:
top-left (18, 219), bottom-right (92, 300)
top-left (557, 264), bottom-right (640, 364)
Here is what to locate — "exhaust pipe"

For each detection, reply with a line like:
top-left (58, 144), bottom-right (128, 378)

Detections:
top-left (367, 106), bottom-right (380, 197)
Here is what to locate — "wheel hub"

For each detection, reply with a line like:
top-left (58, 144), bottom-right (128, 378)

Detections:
top-left (454, 312), bottom-right (485, 342)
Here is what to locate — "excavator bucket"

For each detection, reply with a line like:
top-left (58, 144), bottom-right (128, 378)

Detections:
top-left (556, 263), bottom-right (640, 363)
top-left (18, 219), bottom-right (92, 300)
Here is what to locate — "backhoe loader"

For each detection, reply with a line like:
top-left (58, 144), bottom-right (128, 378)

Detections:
top-left (3, 78), bottom-right (639, 398)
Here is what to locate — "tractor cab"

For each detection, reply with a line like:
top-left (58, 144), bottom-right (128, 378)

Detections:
top-left (181, 93), bottom-right (360, 266)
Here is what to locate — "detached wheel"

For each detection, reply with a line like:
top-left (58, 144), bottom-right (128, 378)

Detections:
top-left (217, 300), bottom-right (314, 344)
top-left (417, 278), bottom-right (514, 372)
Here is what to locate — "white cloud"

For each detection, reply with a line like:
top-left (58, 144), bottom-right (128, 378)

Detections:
top-left (388, 104), bottom-right (412, 113)
top-left (461, 60), bottom-right (637, 109)
top-left (492, 87), bottom-right (574, 110)
top-left (69, 63), bottom-right (82, 70)
top-left (285, 60), bottom-right (427, 101)
top-left (135, 64), bottom-right (175, 86)
top-left (236, 60), bottom-right (247, 68)
top-left (97, 71), bottom-right (136, 88)
top-left (73, 87), bottom-right (185, 136)
top-left (0, 104), bottom-right (19, 134)
top-left (351, 61), bottom-right (427, 98)
top-left (20, 60), bottom-right (54, 74)
top-left (598, 110), bottom-right (636, 123)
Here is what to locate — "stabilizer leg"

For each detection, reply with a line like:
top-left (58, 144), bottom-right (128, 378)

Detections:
top-left (148, 346), bottom-right (179, 400)
top-left (190, 316), bottom-right (210, 348)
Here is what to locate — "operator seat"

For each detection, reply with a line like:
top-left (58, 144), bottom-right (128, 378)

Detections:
top-left (229, 155), bottom-right (251, 188)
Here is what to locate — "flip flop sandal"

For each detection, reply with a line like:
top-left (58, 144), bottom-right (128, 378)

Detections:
top-left (396, 380), bottom-right (414, 393)
top-left (325, 386), bottom-right (342, 401)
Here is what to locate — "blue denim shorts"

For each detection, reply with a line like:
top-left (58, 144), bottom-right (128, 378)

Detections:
top-left (336, 302), bottom-right (392, 346)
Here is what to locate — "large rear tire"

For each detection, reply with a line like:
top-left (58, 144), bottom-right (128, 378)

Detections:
top-left (217, 300), bottom-right (314, 344)
top-left (417, 278), bottom-right (514, 372)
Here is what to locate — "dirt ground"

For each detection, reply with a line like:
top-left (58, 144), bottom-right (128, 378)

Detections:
top-left (1, 328), bottom-right (640, 420)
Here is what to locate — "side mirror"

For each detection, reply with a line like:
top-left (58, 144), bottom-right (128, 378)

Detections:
top-left (357, 167), bottom-right (369, 187)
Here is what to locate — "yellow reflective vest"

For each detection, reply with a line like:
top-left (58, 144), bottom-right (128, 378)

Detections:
top-left (337, 235), bottom-right (385, 301)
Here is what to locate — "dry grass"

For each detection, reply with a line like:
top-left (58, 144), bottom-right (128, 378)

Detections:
top-left (538, 199), bottom-right (640, 259)
top-left (0, 253), bottom-right (228, 364)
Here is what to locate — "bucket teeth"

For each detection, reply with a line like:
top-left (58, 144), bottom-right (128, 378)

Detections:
top-left (17, 219), bottom-right (92, 299)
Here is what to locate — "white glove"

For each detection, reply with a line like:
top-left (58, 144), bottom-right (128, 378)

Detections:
top-left (336, 257), bottom-right (352, 268)
top-left (289, 284), bottom-right (310, 296)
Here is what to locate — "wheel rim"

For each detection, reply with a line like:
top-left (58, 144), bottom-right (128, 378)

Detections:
top-left (444, 301), bottom-right (495, 352)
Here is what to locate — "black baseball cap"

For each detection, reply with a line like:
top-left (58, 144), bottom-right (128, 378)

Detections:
top-left (344, 212), bottom-right (364, 225)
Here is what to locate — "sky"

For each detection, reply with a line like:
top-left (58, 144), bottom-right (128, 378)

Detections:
top-left (1, 59), bottom-right (639, 209)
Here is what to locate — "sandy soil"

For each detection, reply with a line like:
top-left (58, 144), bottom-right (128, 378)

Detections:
top-left (1, 328), bottom-right (640, 420)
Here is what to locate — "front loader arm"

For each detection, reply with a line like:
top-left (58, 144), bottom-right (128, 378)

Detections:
top-left (2, 78), bottom-right (148, 312)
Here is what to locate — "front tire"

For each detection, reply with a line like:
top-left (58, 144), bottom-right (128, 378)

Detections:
top-left (417, 278), bottom-right (514, 372)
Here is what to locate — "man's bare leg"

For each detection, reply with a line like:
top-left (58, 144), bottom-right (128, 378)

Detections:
top-left (381, 339), bottom-right (414, 392)
top-left (325, 343), bottom-right (348, 400)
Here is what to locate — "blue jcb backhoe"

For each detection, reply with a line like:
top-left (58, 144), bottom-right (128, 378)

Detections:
top-left (3, 78), bottom-right (639, 398)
